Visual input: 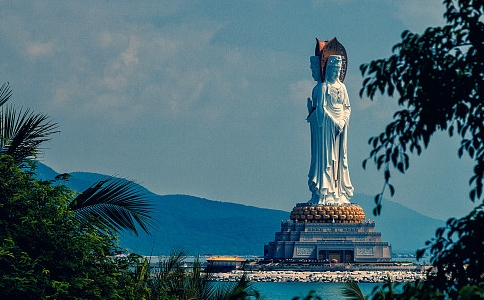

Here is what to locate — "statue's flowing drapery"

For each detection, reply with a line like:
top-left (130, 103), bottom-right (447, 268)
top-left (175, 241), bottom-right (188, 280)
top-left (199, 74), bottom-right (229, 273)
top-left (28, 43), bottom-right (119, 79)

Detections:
top-left (307, 80), bottom-right (354, 204)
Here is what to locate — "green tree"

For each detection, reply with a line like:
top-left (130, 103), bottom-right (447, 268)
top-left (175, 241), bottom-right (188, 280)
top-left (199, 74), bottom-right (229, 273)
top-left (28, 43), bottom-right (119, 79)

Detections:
top-left (0, 155), bottom-right (141, 299)
top-left (360, 0), bottom-right (484, 214)
top-left (0, 82), bottom-right (154, 236)
top-left (418, 202), bottom-right (484, 297)
top-left (356, 0), bottom-right (484, 298)
top-left (0, 81), bottom-right (156, 297)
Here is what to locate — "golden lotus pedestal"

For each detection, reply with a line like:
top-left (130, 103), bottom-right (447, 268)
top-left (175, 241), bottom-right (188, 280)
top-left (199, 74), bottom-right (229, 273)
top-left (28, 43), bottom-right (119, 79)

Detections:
top-left (290, 203), bottom-right (366, 223)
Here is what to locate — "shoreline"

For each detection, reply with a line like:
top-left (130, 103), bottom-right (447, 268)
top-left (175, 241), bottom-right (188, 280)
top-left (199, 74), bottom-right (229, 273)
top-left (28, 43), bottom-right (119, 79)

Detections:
top-left (211, 270), bottom-right (426, 283)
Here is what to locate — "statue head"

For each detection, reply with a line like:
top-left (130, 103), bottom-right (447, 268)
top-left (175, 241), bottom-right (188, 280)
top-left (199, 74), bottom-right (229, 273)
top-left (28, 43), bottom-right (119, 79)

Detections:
top-left (315, 37), bottom-right (348, 82)
top-left (310, 56), bottom-right (321, 82)
top-left (325, 55), bottom-right (342, 83)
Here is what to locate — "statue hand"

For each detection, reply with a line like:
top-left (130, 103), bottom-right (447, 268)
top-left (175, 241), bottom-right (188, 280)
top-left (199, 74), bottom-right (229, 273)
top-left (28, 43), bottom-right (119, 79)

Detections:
top-left (337, 120), bottom-right (345, 132)
top-left (307, 98), bottom-right (313, 113)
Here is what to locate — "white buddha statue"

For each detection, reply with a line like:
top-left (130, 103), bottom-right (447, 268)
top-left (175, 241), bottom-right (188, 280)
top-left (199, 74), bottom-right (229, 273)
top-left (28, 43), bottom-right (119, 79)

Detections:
top-left (307, 54), bottom-right (354, 205)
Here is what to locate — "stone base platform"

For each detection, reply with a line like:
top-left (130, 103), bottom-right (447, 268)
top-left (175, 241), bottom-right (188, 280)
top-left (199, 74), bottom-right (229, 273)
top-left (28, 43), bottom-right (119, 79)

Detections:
top-left (264, 203), bottom-right (392, 263)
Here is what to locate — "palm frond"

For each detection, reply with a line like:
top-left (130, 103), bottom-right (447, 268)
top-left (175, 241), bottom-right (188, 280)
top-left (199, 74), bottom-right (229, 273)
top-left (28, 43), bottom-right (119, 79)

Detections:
top-left (161, 248), bottom-right (188, 274)
top-left (0, 105), bottom-right (59, 164)
top-left (341, 280), bottom-right (367, 300)
top-left (213, 273), bottom-right (261, 300)
top-left (188, 257), bottom-right (217, 300)
top-left (69, 177), bottom-right (155, 235)
top-left (0, 82), bottom-right (13, 107)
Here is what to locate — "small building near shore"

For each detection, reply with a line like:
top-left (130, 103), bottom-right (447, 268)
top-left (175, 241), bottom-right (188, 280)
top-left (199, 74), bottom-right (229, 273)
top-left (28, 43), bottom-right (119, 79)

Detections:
top-left (206, 256), bottom-right (247, 272)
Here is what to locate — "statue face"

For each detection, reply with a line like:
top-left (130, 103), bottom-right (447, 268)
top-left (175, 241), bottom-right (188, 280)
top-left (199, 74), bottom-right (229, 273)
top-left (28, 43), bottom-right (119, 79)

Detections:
top-left (326, 65), bottom-right (341, 83)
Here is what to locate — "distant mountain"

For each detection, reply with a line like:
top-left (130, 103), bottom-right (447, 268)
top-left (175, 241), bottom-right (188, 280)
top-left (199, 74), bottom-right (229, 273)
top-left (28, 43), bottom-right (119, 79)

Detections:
top-left (35, 163), bottom-right (445, 255)
top-left (354, 194), bottom-right (444, 253)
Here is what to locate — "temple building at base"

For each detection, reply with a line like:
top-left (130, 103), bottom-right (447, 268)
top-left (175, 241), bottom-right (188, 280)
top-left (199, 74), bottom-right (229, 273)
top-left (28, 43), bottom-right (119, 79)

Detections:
top-left (264, 203), bottom-right (392, 263)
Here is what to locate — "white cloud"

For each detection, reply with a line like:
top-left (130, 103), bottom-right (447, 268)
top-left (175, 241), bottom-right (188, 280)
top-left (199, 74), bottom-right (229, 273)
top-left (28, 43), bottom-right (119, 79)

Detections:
top-left (27, 41), bottom-right (55, 57)
top-left (289, 79), bottom-right (314, 105)
top-left (120, 36), bottom-right (139, 67)
top-left (395, 0), bottom-right (446, 31)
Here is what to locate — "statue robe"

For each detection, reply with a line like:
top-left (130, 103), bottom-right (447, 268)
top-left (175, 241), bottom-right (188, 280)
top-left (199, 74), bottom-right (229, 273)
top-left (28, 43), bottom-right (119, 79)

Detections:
top-left (307, 80), bottom-right (354, 204)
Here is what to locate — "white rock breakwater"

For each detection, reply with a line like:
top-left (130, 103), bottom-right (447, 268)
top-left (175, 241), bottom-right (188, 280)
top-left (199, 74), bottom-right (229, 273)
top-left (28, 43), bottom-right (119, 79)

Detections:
top-left (211, 270), bottom-right (426, 283)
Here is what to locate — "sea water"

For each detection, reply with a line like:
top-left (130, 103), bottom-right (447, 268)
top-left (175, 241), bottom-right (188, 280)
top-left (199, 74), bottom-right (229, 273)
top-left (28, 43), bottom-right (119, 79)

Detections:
top-left (250, 282), bottom-right (380, 300)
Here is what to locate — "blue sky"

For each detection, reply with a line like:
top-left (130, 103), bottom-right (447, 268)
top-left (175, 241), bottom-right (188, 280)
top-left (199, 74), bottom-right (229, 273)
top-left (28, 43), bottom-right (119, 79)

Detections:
top-left (1, 1), bottom-right (477, 220)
